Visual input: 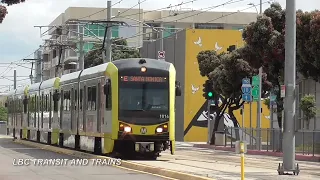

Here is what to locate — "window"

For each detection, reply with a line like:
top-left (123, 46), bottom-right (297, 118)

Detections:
top-left (112, 26), bottom-right (119, 38)
top-left (74, 89), bottom-right (77, 110)
top-left (80, 89), bottom-right (83, 110)
top-left (119, 83), bottom-right (169, 112)
top-left (87, 86), bottom-right (97, 111)
top-left (105, 82), bottom-right (111, 109)
top-left (163, 25), bottom-right (175, 38)
top-left (63, 90), bottom-right (71, 111)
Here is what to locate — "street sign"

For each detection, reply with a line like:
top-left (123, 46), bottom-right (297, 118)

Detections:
top-left (281, 85), bottom-right (285, 97)
top-left (242, 78), bottom-right (252, 102)
top-left (158, 51), bottom-right (165, 59)
top-left (251, 75), bottom-right (260, 101)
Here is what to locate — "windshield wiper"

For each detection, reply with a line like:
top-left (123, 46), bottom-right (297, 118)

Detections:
top-left (131, 109), bottom-right (145, 111)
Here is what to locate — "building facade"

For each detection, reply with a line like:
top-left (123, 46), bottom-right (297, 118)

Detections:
top-left (41, 7), bottom-right (257, 80)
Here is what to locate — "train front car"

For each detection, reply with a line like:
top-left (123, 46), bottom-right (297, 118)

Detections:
top-left (108, 58), bottom-right (181, 159)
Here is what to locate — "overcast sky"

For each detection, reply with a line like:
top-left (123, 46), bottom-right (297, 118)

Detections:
top-left (0, 0), bottom-right (317, 92)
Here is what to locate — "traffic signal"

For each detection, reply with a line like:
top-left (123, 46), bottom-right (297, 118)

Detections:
top-left (202, 80), bottom-right (214, 100)
top-left (227, 45), bottom-right (236, 52)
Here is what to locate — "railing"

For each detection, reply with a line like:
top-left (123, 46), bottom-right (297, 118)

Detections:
top-left (222, 127), bottom-right (320, 157)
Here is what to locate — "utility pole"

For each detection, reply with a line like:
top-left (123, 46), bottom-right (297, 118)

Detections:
top-left (105, 1), bottom-right (112, 63)
top-left (13, 70), bottom-right (16, 89)
top-left (78, 33), bottom-right (84, 70)
top-left (278, 0), bottom-right (299, 175)
top-left (138, 0), bottom-right (141, 48)
top-left (256, 0), bottom-right (263, 151)
top-left (159, 23), bottom-right (164, 52)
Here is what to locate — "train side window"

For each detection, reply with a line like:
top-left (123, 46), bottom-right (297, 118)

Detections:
top-left (45, 94), bottom-right (48, 112)
top-left (75, 89), bottom-right (77, 110)
top-left (91, 86), bottom-right (97, 111)
top-left (80, 89), bottom-right (83, 110)
top-left (105, 81), bottom-right (111, 109)
top-left (87, 87), bottom-right (92, 111)
top-left (34, 95), bottom-right (37, 127)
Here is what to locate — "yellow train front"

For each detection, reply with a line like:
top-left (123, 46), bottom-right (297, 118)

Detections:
top-left (107, 58), bottom-right (181, 159)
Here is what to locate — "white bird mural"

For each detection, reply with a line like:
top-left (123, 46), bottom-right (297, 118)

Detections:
top-left (194, 37), bottom-right (202, 47)
top-left (215, 42), bottom-right (222, 51)
top-left (191, 84), bottom-right (199, 94)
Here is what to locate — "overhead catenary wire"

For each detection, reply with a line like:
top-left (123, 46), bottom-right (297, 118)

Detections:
top-left (120, 0), bottom-right (244, 30)
top-left (114, 0), bottom-right (200, 19)
top-left (76, 0), bottom-right (128, 20)
top-left (111, 0), bottom-right (250, 43)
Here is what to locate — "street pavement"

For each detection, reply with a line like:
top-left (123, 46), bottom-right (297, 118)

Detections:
top-left (128, 142), bottom-right (320, 180)
top-left (0, 135), bottom-right (170, 180)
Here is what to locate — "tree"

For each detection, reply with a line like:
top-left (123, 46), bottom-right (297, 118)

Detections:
top-left (0, 0), bottom-right (26, 23)
top-left (242, 3), bottom-right (286, 129)
top-left (296, 10), bottom-right (320, 82)
top-left (197, 49), bottom-right (271, 144)
top-left (84, 38), bottom-right (140, 69)
top-left (300, 94), bottom-right (316, 129)
top-left (0, 106), bottom-right (7, 121)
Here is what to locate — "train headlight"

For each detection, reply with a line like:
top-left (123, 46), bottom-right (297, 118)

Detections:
top-left (155, 124), bottom-right (168, 133)
top-left (156, 127), bottom-right (163, 133)
top-left (119, 123), bottom-right (132, 133)
top-left (124, 126), bottom-right (131, 132)
top-left (141, 66), bottom-right (147, 72)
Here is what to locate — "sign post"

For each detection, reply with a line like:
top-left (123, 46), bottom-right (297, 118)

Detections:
top-left (241, 78), bottom-right (251, 140)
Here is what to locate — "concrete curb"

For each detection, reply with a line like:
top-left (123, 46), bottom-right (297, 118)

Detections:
top-left (194, 144), bottom-right (320, 162)
top-left (14, 140), bottom-right (213, 180)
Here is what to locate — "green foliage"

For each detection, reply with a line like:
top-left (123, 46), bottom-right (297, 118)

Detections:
top-left (263, 98), bottom-right (270, 109)
top-left (0, 106), bottom-right (7, 121)
top-left (84, 38), bottom-right (140, 69)
top-left (0, 0), bottom-right (26, 23)
top-left (300, 94), bottom-right (316, 129)
top-left (296, 10), bottom-right (320, 81)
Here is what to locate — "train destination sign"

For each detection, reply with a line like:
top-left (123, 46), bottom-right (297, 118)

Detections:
top-left (121, 76), bottom-right (167, 82)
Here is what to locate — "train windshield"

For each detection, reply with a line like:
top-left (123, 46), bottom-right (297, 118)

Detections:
top-left (119, 83), bottom-right (169, 111)
top-left (118, 78), bottom-right (169, 124)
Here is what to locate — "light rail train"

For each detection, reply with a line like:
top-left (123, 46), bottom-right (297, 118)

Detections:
top-left (5, 58), bottom-right (181, 159)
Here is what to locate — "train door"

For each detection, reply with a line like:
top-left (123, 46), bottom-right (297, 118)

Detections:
top-left (83, 85), bottom-right (87, 132)
top-left (71, 87), bottom-right (76, 133)
top-left (49, 91), bottom-right (52, 130)
top-left (41, 93), bottom-right (44, 130)
top-left (97, 81), bottom-right (101, 134)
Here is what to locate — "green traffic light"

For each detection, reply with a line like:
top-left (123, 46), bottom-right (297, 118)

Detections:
top-left (208, 92), bottom-right (213, 97)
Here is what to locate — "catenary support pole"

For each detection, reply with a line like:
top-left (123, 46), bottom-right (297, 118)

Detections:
top-left (105, 1), bottom-right (112, 62)
top-left (79, 34), bottom-right (84, 70)
top-left (13, 70), bottom-right (16, 89)
top-left (283, 0), bottom-right (296, 171)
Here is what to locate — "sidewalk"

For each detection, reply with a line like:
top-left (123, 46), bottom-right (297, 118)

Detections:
top-left (133, 146), bottom-right (320, 180)
top-left (193, 143), bottom-right (320, 162)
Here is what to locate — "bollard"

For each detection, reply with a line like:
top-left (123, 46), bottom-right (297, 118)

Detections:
top-left (240, 141), bottom-right (245, 180)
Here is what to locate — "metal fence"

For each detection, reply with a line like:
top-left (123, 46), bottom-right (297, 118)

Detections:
top-left (222, 127), bottom-right (320, 156)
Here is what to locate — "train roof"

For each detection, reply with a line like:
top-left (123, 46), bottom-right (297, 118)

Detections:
top-left (6, 90), bottom-right (15, 97)
top-left (15, 85), bottom-right (28, 96)
top-left (60, 70), bottom-right (81, 85)
top-left (112, 58), bottom-right (170, 71)
top-left (28, 82), bottom-right (41, 93)
top-left (40, 77), bottom-right (60, 90)
top-left (79, 63), bottom-right (109, 81)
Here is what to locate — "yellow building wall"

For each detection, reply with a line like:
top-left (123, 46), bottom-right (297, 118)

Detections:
top-left (183, 29), bottom-right (270, 142)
